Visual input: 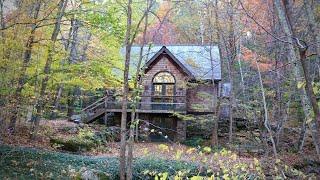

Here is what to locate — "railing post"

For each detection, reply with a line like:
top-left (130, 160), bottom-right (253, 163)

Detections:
top-left (104, 96), bottom-right (107, 109)
top-left (104, 96), bottom-right (108, 125)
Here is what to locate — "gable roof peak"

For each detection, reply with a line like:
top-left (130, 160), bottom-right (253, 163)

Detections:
top-left (125, 45), bottom-right (221, 80)
top-left (145, 46), bottom-right (194, 78)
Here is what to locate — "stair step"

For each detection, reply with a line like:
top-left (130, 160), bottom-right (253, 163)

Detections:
top-left (84, 108), bottom-right (105, 123)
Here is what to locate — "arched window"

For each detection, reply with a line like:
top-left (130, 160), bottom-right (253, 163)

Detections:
top-left (153, 72), bottom-right (175, 83)
top-left (152, 72), bottom-right (175, 98)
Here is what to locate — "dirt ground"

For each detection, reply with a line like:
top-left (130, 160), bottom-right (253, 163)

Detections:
top-left (1, 119), bottom-right (254, 165)
top-left (1, 119), bottom-right (319, 177)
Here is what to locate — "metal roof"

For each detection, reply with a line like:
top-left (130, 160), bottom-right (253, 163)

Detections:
top-left (121, 45), bottom-right (221, 80)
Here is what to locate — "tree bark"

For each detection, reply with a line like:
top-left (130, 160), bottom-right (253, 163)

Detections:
top-left (303, 0), bottom-right (320, 64)
top-left (210, 1), bottom-right (222, 146)
top-left (50, 85), bottom-right (63, 119)
top-left (0, 0), bottom-right (5, 38)
top-left (126, 112), bottom-right (135, 180)
top-left (120, 0), bottom-right (132, 179)
top-left (9, 1), bottom-right (41, 132)
top-left (253, 48), bottom-right (278, 157)
top-left (298, 46), bottom-right (320, 158)
top-left (274, 0), bottom-right (320, 156)
top-left (30, 0), bottom-right (68, 139)
top-left (126, 1), bottom-right (153, 178)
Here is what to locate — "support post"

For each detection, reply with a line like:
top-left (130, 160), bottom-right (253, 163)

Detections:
top-left (176, 119), bottom-right (186, 142)
top-left (135, 113), bottom-right (139, 141)
top-left (104, 96), bottom-right (108, 125)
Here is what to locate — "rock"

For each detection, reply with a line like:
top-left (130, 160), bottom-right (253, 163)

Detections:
top-left (79, 167), bottom-right (98, 180)
top-left (78, 167), bottom-right (109, 180)
top-left (70, 114), bottom-right (81, 122)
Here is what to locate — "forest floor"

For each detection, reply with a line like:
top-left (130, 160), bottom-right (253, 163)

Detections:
top-left (1, 119), bottom-right (320, 178)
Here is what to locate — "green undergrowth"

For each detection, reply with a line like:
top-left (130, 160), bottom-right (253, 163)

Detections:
top-left (0, 145), bottom-right (198, 179)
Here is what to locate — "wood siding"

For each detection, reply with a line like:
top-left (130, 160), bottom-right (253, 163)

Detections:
top-left (141, 54), bottom-right (188, 109)
top-left (186, 83), bottom-right (216, 112)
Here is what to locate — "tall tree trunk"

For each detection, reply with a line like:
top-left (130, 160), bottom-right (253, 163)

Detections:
top-left (303, 0), bottom-right (320, 64)
top-left (52, 16), bottom-right (75, 117)
top-left (120, 0), bottom-right (132, 179)
top-left (274, 0), bottom-right (320, 156)
top-left (210, 1), bottom-right (222, 146)
top-left (67, 89), bottom-right (75, 117)
top-left (69, 18), bottom-right (80, 64)
top-left (126, 112), bottom-right (135, 180)
top-left (220, 1), bottom-right (237, 144)
top-left (9, 1), bottom-right (41, 132)
top-left (30, 0), bottom-right (68, 139)
top-left (253, 48), bottom-right (278, 157)
top-left (50, 85), bottom-right (63, 119)
top-left (298, 45), bottom-right (320, 158)
top-left (126, 0), bottom-right (152, 178)
top-left (0, 0), bottom-right (5, 38)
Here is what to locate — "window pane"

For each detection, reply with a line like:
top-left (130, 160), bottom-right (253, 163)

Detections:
top-left (166, 84), bottom-right (174, 96)
top-left (153, 72), bottom-right (175, 83)
top-left (154, 84), bottom-right (162, 96)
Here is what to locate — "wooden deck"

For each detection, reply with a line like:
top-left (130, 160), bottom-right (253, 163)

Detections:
top-left (81, 93), bottom-right (187, 123)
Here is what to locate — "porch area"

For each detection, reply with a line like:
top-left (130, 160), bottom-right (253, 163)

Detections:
top-left (81, 91), bottom-right (187, 123)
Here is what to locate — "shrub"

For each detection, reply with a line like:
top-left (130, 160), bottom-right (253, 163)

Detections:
top-left (0, 145), bottom-right (200, 179)
top-left (50, 137), bottom-right (96, 152)
top-left (50, 127), bottom-right (97, 152)
top-left (182, 136), bottom-right (205, 147)
top-left (133, 158), bottom-right (199, 179)
top-left (95, 126), bottom-right (121, 142)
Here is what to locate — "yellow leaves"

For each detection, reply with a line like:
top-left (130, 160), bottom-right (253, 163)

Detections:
top-left (297, 81), bottom-right (305, 89)
top-left (222, 173), bottom-right (230, 180)
top-left (201, 157), bottom-right (208, 163)
top-left (202, 146), bottom-right (212, 154)
top-left (313, 86), bottom-right (320, 95)
top-left (142, 148), bottom-right (149, 155)
top-left (186, 148), bottom-right (196, 154)
top-left (175, 150), bottom-right (183, 160)
top-left (230, 153), bottom-right (237, 161)
top-left (158, 144), bottom-right (169, 152)
top-left (220, 148), bottom-right (231, 156)
top-left (155, 172), bottom-right (169, 180)
top-left (190, 176), bottom-right (205, 180)
top-left (161, 172), bottom-right (169, 180)
top-left (253, 158), bottom-right (260, 165)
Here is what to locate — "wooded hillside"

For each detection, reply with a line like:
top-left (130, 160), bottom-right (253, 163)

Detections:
top-left (0, 0), bottom-right (320, 179)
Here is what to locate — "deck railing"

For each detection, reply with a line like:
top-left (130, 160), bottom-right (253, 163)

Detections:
top-left (81, 91), bottom-right (187, 114)
top-left (105, 101), bottom-right (186, 112)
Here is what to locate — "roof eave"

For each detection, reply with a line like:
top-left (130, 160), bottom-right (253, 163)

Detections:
top-left (144, 46), bottom-right (196, 78)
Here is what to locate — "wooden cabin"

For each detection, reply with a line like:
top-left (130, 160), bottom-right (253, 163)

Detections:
top-left (82, 45), bottom-right (221, 141)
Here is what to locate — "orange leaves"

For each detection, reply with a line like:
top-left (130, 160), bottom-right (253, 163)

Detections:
top-left (242, 47), bottom-right (274, 72)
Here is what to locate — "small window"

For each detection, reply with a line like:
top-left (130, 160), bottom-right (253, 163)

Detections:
top-left (153, 72), bottom-right (175, 83)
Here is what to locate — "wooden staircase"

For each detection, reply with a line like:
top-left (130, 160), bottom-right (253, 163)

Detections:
top-left (81, 95), bottom-right (109, 123)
